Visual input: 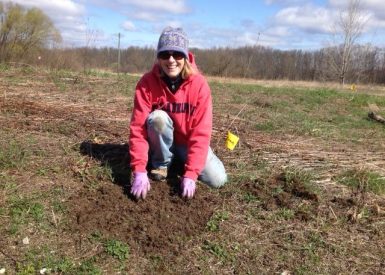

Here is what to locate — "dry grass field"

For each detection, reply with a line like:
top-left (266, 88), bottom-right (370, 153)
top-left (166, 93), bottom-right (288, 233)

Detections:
top-left (1, 66), bottom-right (385, 274)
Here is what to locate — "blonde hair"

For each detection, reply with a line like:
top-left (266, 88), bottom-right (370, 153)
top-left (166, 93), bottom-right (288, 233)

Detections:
top-left (181, 58), bottom-right (196, 79)
top-left (159, 58), bottom-right (196, 79)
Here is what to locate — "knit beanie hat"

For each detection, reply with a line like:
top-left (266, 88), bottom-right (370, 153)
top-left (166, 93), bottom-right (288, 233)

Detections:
top-left (157, 26), bottom-right (189, 58)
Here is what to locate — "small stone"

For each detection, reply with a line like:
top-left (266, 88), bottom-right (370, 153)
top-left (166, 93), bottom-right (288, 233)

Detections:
top-left (22, 237), bottom-right (29, 245)
top-left (40, 268), bottom-right (47, 274)
top-left (0, 268), bottom-right (6, 274)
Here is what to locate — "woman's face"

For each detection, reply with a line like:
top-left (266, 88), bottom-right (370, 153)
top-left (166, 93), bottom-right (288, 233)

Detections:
top-left (157, 51), bottom-right (185, 79)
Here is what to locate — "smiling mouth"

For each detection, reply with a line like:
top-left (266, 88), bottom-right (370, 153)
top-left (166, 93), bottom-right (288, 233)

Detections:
top-left (167, 67), bottom-right (179, 71)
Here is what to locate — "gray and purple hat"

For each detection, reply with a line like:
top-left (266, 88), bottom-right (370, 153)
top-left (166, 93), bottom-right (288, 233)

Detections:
top-left (157, 27), bottom-right (189, 58)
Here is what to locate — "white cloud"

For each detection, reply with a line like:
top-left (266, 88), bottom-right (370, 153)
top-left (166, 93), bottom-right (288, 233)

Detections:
top-left (364, 0), bottom-right (385, 16)
top-left (329, 0), bottom-right (385, 20)
top-left (10, 0), bottom-right (87, 47)
top-left (188, 25), bottom-right (275, 49)
top-left (89, 0), bottom-right (189, 15)
top-left (10, 0), bottom-right (84, 16)
top-left (264, 0), bottom-right (307, 6)
top-left (367, 14), bottom-right (385, 29)
top-left (235, 32), bottom-right (260, 46)
top-left (265, 26), bottom-right (291, 37)
top-left (130, 11), bottom-right (157, 21)
top-left (122, 21), bottom-right (136, 31)
top-left (187, 26), bottom-right (235, 48)
top-left (327, 0), bottom-right (385, 37)
top-left (118, 0), bottom-right (190, 24)
top-left (259, 0), bottom-right (385, 48)
top-left (274, 5), bottom-right (333, 34)
top-left (7, 0), bottom-right (191, 47)
top-left (121, 0), bottom-right (189, 14)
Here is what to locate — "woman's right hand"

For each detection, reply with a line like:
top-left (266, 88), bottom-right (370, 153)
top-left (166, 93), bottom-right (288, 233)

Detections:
top-left (181, 177), bottom-right (196, 199)
top-left (131, 172), bottom-right (151, 199)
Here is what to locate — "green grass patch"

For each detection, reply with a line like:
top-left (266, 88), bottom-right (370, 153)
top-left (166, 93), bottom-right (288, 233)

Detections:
top-left (0, 62), bottom-right (10, 71)
top-left (8, 196), bottom-right (46, 234)
top-left (334, 168), bottom-right (385, 195)
top-left (275, 207), bottom-right (295, 220)
top-left (206, 211), bottom-right (229, 232)
top-left (104, 239), bottom-right (130, 261)
top-left (202, 240), bottom-right (229, 262)
top-left (211, 81), bottom-right (385, 144)
top-left (242, 192), bottom-right (259, 203)
top-left (16, 249), bottom-right (102, 275)
top-left (0, 172), bottom-right (18, 192)
top-left (0, 139), bottom-right (30, 169)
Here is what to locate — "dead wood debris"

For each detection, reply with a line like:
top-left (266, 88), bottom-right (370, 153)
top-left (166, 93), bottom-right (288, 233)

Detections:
top-left (368, 111), bottom-right (385, 125)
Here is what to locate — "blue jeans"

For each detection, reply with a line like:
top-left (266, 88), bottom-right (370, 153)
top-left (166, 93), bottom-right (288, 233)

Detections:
top-left (146, 110), bottom-right (227, 188)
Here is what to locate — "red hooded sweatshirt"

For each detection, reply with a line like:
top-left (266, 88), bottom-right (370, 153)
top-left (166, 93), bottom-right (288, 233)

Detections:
top-left (129, 53), bottom-right (212, 180)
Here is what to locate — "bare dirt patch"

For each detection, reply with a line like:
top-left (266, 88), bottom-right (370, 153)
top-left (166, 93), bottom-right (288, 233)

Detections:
top-left (69, 179), bottom-right (220, 257)
top-left (68, 141), bottom-right (222, 257)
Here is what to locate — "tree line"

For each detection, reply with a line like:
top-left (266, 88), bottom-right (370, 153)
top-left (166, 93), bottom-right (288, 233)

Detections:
top-left (1, 2), bottom-right (385, 85)
top-left (27, 44), bottom-right (385, 85)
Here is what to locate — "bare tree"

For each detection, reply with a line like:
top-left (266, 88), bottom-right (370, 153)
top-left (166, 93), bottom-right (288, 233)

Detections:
top-left (81, 18), bottom-right (100, 73)
top-left (329, 0), bottom-right (368, 85)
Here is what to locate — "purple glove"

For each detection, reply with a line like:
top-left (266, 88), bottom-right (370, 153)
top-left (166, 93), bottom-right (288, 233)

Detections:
top-left (130, 172), bottom-right (150, 199)
top-left (181, 177), bottom-right (196, 199)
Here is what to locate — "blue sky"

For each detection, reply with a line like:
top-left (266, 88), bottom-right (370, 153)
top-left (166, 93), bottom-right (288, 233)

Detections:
top-left (11, 0), bottom-right (385, 50)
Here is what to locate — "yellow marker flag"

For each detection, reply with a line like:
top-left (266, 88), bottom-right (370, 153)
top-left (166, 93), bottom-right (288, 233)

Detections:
top-left (226, 131), bottom-right (239, 150)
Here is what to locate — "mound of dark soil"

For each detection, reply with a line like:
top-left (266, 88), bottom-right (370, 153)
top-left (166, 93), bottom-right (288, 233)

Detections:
top-left (68, 180), bottom-right (220, 256)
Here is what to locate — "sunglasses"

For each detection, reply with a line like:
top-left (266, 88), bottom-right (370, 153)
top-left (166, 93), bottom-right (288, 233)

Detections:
top-left (157, 51), bottom-right (185, 60)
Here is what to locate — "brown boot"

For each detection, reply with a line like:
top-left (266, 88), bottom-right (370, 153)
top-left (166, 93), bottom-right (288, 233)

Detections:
top-left (149, 167), bottom-right (168, 181)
